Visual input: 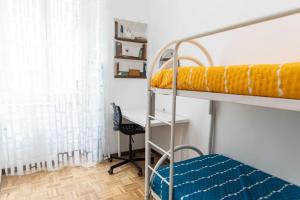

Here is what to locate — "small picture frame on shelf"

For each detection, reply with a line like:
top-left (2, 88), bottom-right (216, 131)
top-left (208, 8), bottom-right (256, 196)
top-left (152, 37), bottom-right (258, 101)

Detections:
top-left (121, 43), bottom-right (142, 58)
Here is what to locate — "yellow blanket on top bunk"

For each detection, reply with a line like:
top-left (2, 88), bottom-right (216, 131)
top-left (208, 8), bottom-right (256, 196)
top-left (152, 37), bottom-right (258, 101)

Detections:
top-left (151, 63), bottom-right (300, 99)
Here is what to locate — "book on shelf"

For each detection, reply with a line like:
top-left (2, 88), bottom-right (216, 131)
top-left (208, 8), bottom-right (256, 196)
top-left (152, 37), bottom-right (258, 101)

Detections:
top-left (114, 21), bottom-right (118, 38)
top-left (115, 42), bottom-right (122, 57)
top-left (142, 44), bottom-right (147, 59)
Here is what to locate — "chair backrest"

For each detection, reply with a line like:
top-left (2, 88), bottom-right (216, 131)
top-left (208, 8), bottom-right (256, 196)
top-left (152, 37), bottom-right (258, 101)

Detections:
top-left (111, 103), bottom-right (122, 131)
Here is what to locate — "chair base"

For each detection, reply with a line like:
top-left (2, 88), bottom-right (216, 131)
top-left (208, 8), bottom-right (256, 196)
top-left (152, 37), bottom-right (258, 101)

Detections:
top-left (108, 134), bottom-right (152, 176)
top-left (108, 155), bottom-right (154, 176)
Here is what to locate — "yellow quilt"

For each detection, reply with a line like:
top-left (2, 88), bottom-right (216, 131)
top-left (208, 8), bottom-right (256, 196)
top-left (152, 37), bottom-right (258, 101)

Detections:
top-left (151, 63), bottom-right (300, 99)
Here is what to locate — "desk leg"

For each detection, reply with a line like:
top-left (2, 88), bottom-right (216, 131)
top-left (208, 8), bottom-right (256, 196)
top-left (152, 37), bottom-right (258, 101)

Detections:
top-left (118, 131), bottom-right (121, 157)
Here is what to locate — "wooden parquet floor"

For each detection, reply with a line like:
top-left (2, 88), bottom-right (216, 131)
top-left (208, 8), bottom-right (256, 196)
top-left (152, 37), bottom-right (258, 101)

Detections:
top-left (0, 159), bottom-right (146, 200)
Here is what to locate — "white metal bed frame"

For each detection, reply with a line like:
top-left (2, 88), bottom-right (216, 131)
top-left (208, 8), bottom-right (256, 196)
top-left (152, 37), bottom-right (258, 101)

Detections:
top-left (145, 7), bottom-right (300, 200)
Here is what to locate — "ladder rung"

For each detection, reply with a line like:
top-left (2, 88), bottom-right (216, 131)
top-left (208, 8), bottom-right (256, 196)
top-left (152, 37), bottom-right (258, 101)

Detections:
top-left (148, 165), bottom-right (170, 186)
top-left (147, 140), bottom-right (170, 156)
top-left (148, 115), bottom-right (172, 126)
top-left (151, 88), bottom-right (172, 95)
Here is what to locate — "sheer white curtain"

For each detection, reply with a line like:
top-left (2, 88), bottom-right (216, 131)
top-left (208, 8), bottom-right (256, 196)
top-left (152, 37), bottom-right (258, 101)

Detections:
top-left (0, 0), bottom-right (105, 175)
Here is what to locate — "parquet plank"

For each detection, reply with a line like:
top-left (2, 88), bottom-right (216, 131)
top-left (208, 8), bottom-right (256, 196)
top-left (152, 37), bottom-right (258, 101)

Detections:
top-left (0, 157), bottom-right (148, 200)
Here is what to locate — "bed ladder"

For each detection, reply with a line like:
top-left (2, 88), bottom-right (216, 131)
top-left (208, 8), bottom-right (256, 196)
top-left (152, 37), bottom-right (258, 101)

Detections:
top-left (145, 38), bottom-right (216, 199)
top-left (145, 89), bottom-right (215, 200)
top-left (145, 36), bottom-right (184, 199)
top-left (145, 89), bottom-right (176, 200)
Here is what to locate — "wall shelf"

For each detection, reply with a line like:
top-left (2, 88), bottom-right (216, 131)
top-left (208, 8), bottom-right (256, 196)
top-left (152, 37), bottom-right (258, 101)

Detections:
top-left (114, 75), bottom-right (147, 79)
top-left (114, 56), bottom-right (147, 61)
top-left (114, 19), bottom-right (147, 79)
top-left (115, 37), bottom-right (147, 44)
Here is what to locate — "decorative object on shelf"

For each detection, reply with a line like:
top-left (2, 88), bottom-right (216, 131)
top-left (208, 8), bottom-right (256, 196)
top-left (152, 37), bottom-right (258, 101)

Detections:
top-left (124, 27), bottom-right (134, 39)
top-left (138, 44), bottom-right (147, 59)
top-left (115, 62), bottom-right (120, 75)
top-left (121, 71), bottom-right (128, 76)
top-left (143, 63), bottom-right (147, 76)
top-left (139, 46), bottom-right (143, 58)
top-left (120, 25), bottom-right (124, 38)
top-left (128, 69), bottom-right (141, 77)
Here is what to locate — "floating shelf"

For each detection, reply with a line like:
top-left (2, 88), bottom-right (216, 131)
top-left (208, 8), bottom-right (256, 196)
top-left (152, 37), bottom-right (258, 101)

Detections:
top-left (115, 37), bottom-right (147, 44)
top-left (114, 56), bottom-right (147, 61)
top-left (114, 19), bottom-right (147, 79)
top-left (115, 75), bottom-right (147, 79)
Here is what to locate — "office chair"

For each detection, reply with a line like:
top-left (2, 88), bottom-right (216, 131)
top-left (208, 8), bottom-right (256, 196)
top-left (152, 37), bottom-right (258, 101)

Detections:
top-left (108, 103), bottom-right (153, 176)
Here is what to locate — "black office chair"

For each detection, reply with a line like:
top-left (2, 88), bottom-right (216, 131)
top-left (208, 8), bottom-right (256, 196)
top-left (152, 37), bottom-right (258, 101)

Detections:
top-left (108, 103), bottom-right (152, 176)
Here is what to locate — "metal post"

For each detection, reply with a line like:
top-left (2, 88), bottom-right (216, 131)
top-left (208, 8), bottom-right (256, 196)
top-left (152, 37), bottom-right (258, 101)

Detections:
top-left (117, 131), bottom-right (121, 157)
top-left (169, 42), bottom-right (181, 200)
top-left (150, 91), bottom-right (155, 117)
top-left (208, 100), bottom-right (216, 154)
top-left (145, 90), bottom-right (153, 200)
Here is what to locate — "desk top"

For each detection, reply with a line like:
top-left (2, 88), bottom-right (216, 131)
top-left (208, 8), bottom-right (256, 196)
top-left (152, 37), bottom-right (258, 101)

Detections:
top-left (122, 109), bottom-right (189, 127)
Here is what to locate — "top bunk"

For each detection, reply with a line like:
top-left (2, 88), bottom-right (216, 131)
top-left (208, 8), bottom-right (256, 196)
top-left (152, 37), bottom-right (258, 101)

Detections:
top-left (152, 88), bottom-right (300, 112)
top-left (151, 63), bottom-right (300, 112)
top-left (147, 8), bottom-right (300, 112)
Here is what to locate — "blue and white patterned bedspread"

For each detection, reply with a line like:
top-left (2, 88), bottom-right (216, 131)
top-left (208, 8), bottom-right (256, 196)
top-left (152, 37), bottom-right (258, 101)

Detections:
top-left (151, 154), bottom-right (300, 200)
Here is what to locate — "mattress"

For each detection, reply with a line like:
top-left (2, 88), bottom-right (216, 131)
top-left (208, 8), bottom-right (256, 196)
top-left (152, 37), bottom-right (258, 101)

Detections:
top-left (151, 63), bottom-right (300, 100)
top-left (151, 154), bottom-right (300, 200)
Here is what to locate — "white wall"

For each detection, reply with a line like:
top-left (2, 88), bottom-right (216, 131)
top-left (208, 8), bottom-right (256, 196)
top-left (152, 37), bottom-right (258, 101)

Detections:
top-left (104, 0), bottom-right (300, 185)
top-left (103, 0), bottom-right (149, 154)
top-left (147, 0), bottom-right (300, 185)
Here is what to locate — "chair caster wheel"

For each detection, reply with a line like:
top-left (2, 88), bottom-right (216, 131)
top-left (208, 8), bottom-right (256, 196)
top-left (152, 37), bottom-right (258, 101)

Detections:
top-left (108, 168), bottom-right (113, 175)
top-left (137, 170), bottom-right (143, 176)
top-left (108, 158), bottom-right (113, 162)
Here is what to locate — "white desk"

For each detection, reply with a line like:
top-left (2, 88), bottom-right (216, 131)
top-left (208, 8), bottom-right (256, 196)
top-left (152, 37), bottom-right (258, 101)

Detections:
top-left (117, 109), bottom-right (189, 156)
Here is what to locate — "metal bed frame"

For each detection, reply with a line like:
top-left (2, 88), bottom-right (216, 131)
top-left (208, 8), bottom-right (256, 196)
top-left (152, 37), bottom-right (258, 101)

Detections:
top-left (145, 7), bottom-right (300, 200)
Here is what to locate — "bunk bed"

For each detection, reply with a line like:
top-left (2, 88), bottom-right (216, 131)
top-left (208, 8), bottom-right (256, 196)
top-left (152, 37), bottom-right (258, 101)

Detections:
top-left (145, 7), bottom-right (300, 200)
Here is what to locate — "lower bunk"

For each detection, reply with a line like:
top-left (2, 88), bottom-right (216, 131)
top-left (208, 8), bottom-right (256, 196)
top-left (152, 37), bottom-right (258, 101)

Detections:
top-left (150, 154), bottom-right (300, 200)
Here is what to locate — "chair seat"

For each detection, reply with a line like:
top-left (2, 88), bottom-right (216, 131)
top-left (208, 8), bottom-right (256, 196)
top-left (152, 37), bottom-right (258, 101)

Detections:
top-left (120, 124), bottom-right (145, 135)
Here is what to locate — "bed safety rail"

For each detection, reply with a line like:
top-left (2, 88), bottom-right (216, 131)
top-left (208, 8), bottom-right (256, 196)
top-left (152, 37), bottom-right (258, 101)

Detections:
top-left (149, 145), bottom-right (203, 185)
top-left (146, 145), bottom-right (203, 197)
